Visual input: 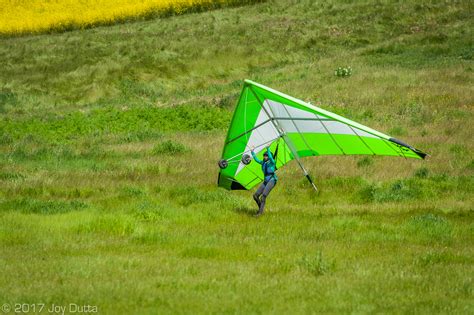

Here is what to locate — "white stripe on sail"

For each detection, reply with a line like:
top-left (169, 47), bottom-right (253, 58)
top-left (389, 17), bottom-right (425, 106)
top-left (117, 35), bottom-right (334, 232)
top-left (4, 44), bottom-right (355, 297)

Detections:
top-left (263, 100), bottom-right (377, 138)
top-left (235, 108), bottom-right (279, 175)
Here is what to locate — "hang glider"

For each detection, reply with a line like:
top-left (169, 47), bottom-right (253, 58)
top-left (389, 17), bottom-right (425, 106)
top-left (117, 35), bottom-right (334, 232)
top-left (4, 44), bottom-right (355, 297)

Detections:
top-left (217, 80), bottom-right (427, 191)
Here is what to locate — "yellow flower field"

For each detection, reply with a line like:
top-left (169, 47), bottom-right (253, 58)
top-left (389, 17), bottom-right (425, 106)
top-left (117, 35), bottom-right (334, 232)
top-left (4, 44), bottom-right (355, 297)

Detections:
top-left (0, 0), bottom-right (256, 35)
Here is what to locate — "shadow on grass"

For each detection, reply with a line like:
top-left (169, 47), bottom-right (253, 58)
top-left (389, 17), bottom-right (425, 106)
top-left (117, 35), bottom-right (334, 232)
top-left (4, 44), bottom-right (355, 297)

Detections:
top-left (233, 206), bottom-right (257, 217)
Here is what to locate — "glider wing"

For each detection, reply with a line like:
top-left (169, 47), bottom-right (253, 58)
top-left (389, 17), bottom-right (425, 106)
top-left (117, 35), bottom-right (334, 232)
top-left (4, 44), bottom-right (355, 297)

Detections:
top-left (218, 80), bottom-right (426, 190)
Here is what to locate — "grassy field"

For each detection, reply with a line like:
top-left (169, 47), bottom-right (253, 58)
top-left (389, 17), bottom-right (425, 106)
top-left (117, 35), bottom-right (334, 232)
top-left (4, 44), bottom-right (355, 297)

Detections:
top-left (0, 0), bottom-right (473, 314)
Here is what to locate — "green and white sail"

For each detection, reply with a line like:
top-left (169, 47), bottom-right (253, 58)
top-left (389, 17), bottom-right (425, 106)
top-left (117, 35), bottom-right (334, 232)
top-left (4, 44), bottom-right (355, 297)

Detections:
top-left (218, 80), bottom-right (426, 191)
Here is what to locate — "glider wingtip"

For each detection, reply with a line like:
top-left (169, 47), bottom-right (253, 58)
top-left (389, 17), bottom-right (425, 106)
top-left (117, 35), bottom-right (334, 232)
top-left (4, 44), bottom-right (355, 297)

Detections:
top-left (389, 137), bottom-right (427, 160)
top-left (416, 150), bottom-right (428, 159)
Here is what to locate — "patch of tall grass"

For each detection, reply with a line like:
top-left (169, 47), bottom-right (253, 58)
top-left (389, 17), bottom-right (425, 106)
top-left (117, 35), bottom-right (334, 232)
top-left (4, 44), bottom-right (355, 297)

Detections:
top-left (406, 213), bottom-right (452, 243)
top-left (152, 140), bottom-right (189, 155)
top-left (299, 251), bottom-right (333, 277)
top-left (0, 197), bottom-right (88, 214)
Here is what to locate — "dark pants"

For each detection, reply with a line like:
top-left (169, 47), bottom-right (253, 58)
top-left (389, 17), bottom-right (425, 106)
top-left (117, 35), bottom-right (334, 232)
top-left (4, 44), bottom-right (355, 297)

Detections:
top-left (253, 179), bottom-right (276, 215)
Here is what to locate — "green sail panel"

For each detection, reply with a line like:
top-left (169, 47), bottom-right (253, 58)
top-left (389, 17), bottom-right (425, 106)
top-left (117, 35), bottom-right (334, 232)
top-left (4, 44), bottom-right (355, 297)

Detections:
top-left (218, 80), bottom-right (426, 190)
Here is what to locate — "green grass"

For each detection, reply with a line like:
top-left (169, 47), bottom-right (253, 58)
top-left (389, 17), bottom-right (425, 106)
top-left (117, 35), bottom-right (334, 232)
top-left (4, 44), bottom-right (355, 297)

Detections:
top-left (0, 0), bottom-right (473, 314)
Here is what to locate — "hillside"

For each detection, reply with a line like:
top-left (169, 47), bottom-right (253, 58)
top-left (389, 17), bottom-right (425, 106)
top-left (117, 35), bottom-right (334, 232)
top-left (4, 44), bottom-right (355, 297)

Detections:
top-left (0, 1), bottom-right (473, 314)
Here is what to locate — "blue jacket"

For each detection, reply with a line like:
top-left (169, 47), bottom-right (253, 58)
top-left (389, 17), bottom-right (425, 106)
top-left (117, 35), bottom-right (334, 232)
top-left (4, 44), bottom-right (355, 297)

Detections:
top-left (251, 147), bottom-right (277, 183)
